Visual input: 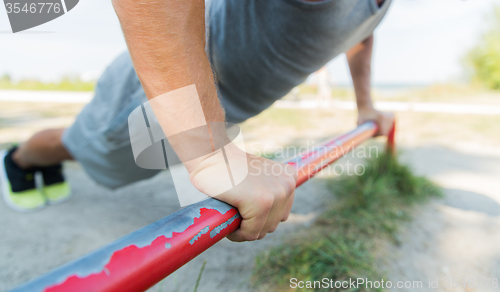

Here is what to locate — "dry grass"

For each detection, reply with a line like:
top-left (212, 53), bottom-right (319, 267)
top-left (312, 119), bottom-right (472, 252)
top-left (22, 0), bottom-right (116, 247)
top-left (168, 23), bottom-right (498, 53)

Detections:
top-left (0, 101), bottom-right (84, 146)
top-left (253, 151), bottom-right (442, 292)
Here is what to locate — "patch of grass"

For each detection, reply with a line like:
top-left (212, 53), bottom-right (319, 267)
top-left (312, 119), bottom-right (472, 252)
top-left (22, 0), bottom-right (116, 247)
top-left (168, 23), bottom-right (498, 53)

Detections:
top-left (0, 76), bottom-right (95, 91)
top-left (255, 108), bottom-right (312, 129)
top-left (297, 85), bottom-right (318, 95)
top-left (253, 150), bottom-right (442, 291)
top-left (194, 260), bottom-right (207, 292)
top-left (293, 85), bottom-right (354, 99)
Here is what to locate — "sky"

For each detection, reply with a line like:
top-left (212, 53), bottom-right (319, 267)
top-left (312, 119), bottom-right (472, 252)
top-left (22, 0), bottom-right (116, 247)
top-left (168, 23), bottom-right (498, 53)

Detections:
top-left (0, 0), bottom-right (499, 85)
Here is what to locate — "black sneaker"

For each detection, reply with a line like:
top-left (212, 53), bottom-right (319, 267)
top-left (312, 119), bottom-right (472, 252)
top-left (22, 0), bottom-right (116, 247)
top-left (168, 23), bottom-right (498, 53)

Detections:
top-left (0, 147), bottom-right (46, 212)
top-left (40, 162), bottom-right (71, 205)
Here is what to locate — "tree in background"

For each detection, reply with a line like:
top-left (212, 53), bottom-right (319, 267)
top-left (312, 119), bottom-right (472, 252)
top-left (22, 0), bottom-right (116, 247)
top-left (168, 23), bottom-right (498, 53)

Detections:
top-left (0, 74), bottom-right (12, 84)
top-left (467, 7), bottom-right (500, 90)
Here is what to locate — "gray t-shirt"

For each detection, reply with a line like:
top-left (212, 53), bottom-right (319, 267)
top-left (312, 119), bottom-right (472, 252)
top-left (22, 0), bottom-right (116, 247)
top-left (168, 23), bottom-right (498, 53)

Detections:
top-left (208, 0), bottom-right (392, 123)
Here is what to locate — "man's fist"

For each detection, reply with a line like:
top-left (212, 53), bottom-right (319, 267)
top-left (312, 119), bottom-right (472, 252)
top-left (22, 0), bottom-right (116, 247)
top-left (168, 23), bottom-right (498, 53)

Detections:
top-left (189, 143), bottom-right (297, 242)
top-left (357, 106), bottom-right (394, 136)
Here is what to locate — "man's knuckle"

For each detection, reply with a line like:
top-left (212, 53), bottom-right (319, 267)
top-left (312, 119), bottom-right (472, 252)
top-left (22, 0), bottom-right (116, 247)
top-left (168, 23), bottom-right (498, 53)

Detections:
top-left (274, 187), bottom-right (287, 201)
top-left (283, 176), bottom-right (296, 193)
top-left (286, 165), bottom-right (298, 180)
top-left (260, 196), bottom-right (274, 211)
top-left (243, 231), bottom-right (259, 241)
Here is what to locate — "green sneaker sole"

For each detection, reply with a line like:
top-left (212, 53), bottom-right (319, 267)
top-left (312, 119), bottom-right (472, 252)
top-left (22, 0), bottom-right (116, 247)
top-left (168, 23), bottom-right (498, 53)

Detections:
top-left (0, 149), bottom-right (46, 212)
top-left (44, 181), bottom-right (71, 205)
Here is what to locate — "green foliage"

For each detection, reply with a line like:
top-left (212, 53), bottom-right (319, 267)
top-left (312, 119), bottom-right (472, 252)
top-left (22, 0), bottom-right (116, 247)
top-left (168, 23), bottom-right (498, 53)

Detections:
top-left (253, 150), bottom-right (442, 291)
top-left (194, 260), bottom-right (207, 292)
top-left (467, 7), bottom-right (500, 90)
top-left (0, 76), bottom-right (95, 91)
top-left (255, 232), bottom-right (378, 292)
top-left (1, 74), bottom-right (12, 83)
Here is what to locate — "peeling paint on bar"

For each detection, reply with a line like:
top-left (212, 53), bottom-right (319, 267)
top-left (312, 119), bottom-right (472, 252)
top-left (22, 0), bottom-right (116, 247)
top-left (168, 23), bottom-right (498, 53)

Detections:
top-left (11, 199), bottom-right (235, 292)
top-left (210, 214), bottom-right (240, 238)
top-left (190, 226), bottom-right (210, 245)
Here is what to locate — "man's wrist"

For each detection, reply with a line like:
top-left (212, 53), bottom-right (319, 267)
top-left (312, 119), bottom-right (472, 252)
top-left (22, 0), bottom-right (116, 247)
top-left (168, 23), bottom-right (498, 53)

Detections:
top-left (356, 101), bottom-right (374, 112)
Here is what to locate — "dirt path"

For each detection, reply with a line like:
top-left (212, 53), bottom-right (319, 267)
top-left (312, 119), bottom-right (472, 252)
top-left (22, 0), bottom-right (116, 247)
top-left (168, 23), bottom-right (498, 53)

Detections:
top-left (380, 146), bottom-right (500, 292)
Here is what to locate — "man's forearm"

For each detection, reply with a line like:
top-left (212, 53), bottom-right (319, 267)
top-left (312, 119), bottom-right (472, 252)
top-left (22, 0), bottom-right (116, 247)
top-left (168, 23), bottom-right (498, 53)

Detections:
top-left (347, 34), bottom-right (395, 136)
top-left (346, 34), bottom-right (374, 110)
top-left (112, 0), bottom-right (224, 126)
top-left (112, 0), bottom-right (226, 171)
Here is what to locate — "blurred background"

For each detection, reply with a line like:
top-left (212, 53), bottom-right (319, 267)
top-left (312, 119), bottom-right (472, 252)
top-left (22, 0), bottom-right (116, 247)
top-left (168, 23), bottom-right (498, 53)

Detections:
top-left (1, 0), bottom-right (500, 291)
top-left (1, 0), bottom-right (499, 86)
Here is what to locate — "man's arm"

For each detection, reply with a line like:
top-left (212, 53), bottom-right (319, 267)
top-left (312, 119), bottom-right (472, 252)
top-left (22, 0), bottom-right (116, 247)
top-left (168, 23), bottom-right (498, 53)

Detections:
top-left (346, 34), bottom-right (394, 136)
top-left (112, 0), bottom-right (223, 124)
top-left (112, 0), bottom-right (296, 242)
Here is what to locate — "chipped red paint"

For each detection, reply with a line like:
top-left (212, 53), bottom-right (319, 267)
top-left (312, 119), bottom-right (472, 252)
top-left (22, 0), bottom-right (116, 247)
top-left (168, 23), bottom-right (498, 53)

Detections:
top-left (45, 208), bottom-right (240, 292)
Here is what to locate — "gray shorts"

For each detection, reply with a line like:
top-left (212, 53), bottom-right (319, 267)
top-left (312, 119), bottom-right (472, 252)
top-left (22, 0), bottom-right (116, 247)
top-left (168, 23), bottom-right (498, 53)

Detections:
top-left (62, 0), bottom-right (392, 189)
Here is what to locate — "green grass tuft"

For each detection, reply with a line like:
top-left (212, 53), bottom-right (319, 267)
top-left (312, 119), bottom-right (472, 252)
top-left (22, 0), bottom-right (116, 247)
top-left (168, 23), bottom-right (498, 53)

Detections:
top-left (253, 150), bottom-right (442, 291)
top-left (0, 76), bottom-right (95, 91)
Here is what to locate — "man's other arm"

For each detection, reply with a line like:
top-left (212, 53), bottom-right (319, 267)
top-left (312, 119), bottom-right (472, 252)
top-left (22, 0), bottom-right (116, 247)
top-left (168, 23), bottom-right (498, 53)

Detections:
top-left (346, 34), bottom-right (394, 136)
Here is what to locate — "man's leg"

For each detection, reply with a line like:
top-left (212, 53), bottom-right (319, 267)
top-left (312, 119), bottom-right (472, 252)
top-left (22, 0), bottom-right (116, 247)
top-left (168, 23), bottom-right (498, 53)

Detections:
top-left (58, 51), bottom-right (162, 190)
top-left (12, 128), bottom-right (73, 169)
top-left (2, 50), bottom-right (151, 212)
